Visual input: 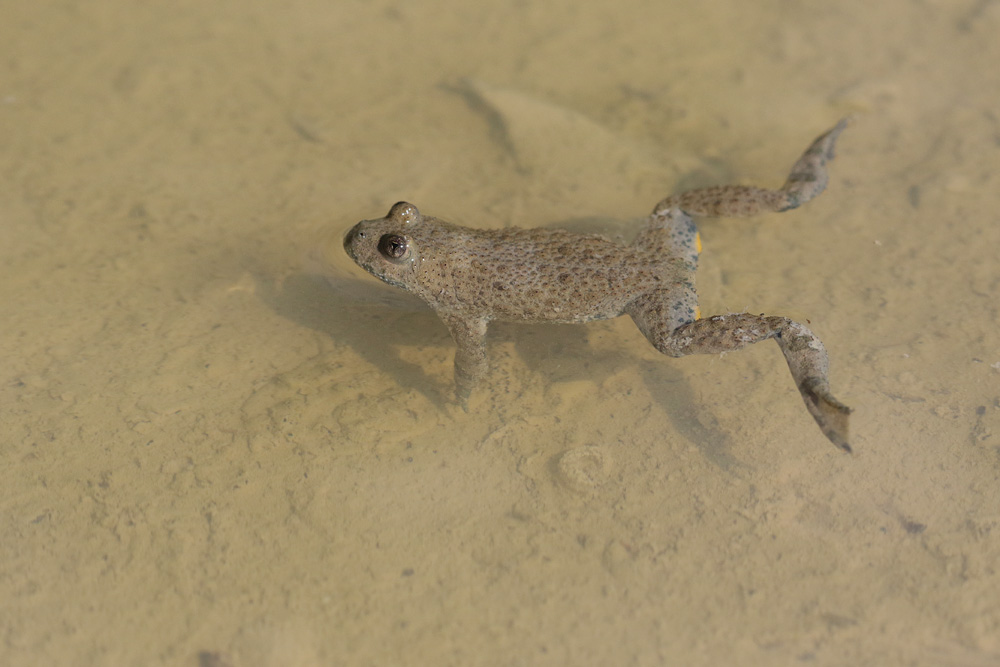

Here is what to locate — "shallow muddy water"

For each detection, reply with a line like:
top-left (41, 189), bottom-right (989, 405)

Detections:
top-left (2, 1), bottom-right (999, 665)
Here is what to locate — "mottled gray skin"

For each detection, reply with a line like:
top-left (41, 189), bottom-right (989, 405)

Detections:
top-left (344, 120), bottom-right (852, 451)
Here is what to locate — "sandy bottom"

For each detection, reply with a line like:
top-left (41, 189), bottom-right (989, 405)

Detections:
top-left (3, 1), bottom-right (999, 665)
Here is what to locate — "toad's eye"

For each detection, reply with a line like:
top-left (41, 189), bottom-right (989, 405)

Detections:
top-left (377, 234), bottom-right (408, 260)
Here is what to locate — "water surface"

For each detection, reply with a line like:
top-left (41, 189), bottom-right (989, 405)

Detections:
top-left (2, 1), bottom-right (999, 664)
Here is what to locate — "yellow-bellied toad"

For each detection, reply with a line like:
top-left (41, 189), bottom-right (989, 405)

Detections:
top-left (343, 120), bottom-right (852, 451)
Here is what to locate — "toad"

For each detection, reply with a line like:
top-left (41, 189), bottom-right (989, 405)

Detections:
top-left (343, 120), bottom-right (852, 451)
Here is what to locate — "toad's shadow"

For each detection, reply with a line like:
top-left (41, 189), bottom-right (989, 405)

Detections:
top-left (259, 267), bottom-right (743, 471)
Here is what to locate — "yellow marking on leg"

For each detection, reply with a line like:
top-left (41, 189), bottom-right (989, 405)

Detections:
top-left (695, 232), bottom-right (702, 254)
top-left (695, 305), bottom-right (701, 320)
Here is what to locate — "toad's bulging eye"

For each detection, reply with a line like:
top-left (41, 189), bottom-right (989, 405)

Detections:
top-left (378, 234), bottom-right (409, 260)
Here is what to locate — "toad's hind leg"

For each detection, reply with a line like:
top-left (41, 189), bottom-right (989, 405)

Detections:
top-left (651, 118), bottom-right (849, 218)
top-left (627, 299), bottom-right (852, 452)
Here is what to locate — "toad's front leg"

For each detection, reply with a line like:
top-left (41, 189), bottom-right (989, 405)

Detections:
top-left (628, 299), bottom-right (852, 451)
top-left (441, 314), bottom-right (489, 408)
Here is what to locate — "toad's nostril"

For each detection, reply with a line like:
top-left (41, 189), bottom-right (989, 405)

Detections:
top-left (343, 228), bottom-right (358, 252)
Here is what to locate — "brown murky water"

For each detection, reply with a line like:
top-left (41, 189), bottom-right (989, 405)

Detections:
top-left (3, 1), bottom-right (999, 665)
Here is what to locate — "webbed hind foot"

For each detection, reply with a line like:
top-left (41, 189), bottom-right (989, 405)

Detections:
top-left (628, 306), bottom-right (852, 451)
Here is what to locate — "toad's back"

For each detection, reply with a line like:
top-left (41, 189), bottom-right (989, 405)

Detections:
top-left (409, 222), bottom-right (676, 323)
